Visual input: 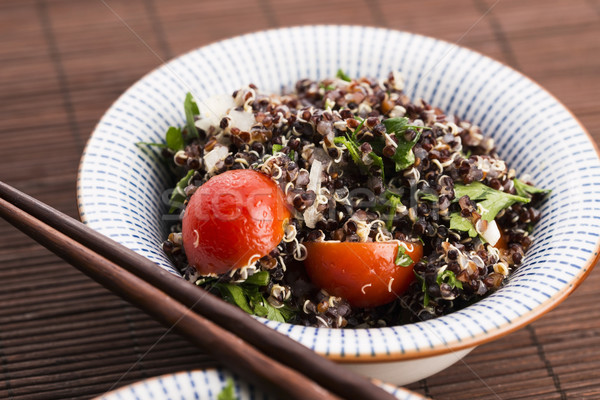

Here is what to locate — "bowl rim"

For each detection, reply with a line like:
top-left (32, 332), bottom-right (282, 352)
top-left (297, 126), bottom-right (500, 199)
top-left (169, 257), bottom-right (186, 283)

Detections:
top-left (93, 367), bottom-right (426, 400)
top-left (77, 24), bottom-right (600, 364)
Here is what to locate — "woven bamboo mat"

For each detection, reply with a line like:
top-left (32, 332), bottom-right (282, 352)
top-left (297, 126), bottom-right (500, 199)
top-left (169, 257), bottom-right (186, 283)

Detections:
top-left (1, 0), bottom-right (599, 398)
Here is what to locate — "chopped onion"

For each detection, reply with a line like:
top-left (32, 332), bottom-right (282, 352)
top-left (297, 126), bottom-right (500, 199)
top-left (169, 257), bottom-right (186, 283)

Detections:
top-left (195, 94), bottom-right (235, 131)
top-left (303, 160), bottom-right (323, 228)
top-left (203, 144), bottom-right (229, 174)
top-left (228, 109), bottom-right (256, 132)
top-left (478, 219), bottom-right (501, 246)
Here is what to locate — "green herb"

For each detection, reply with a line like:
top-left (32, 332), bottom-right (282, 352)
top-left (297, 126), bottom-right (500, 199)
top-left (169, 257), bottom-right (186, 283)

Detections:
top-left (168, 169), bottom-right (195, 213)
top-left (334, 136), bottom-right (362, 166)
top-left (216, 283), bottom-right (253, 314)
top-left (414, 272), bottom-right (429, 307)
top-left (386, 194), bottom-right (403, 230)
top-left (436, 270), bottom-right (463, 289)
top-left (454, 182), bottom-right (530, 221)
top-left (214, 272), bottom-right (296, 323)
top-left (395, 245), bottom-right (413, 267)
top-left (184, 92), bottom-right (200, 139)
top-left (289, 149), bottom-right (296, 162)
top-left (217, 379), bottom-right (237, 400)
top-left (243, 270), bottom-right (270, 286)
top-left (272, 144), bottom-right (283, 153)
top-left (135, 141), bottom-right (168, 149)
top-left (319, 82), bottom-right (336, 91)
top-left (383, 117), bottom-right (430, 172)
top-left (449, 212), bottom-right (478, 238)
top-left (350, 116), bottom-right (366, 141)
top-left (336, 68), bottom-right (352, 82)
top-left (382, 117), bottom-right (410, 134)
top-left (245, 287), bottom-right (295, 323)
top-left (513, 178), bottom-right (551, 198)
top-left (165, 126), bottom-right (184, 151)
top-left (419, 191), bottom-right (439, 202)
top-left (368, 152), bottom-right (384, 181)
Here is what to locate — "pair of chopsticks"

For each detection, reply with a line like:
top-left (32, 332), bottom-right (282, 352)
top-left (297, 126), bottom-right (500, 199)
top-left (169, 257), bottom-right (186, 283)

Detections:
top-left (0, 181), bottom-right (396, 400)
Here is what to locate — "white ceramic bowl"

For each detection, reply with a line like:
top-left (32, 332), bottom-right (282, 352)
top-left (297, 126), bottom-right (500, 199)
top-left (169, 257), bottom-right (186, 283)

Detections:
top-left (78, 25), bottom-right (600, 385)
top-left (94, 368), bottom-right (426, 400)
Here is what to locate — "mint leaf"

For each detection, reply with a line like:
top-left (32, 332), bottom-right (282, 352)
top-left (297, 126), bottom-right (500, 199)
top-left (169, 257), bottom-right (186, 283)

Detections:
top-left (169, 169), bottom-right (194, 213)
top-left (395, 245), bottom-right (414, 267)
top-left (165, 126), bottom-right (184, 151)
top-left (454, 182), bottom-right (530, 221)
top-left (217, 379), bottom-right (237, 400)
top-left (437, 270), bottom-right (463, 290)
top-left (216, 283), bottom-right (253, 314)
top-left (449, 212), bottom-right (478, 237)
top-left (513, 178), bottom-right (551, 198)
top-left (184, 92), bottom-right (200, 139)
top-left (336, 69), bottom-right (352, 82)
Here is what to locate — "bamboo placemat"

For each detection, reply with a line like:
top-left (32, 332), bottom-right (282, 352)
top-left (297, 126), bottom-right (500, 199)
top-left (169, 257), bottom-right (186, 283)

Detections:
top-left (1, 0), bottom-right (599, 398)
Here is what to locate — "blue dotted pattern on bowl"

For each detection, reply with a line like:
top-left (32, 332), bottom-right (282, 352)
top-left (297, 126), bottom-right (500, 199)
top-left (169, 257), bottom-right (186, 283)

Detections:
top-left (78, 26), bottom-right (600, 359)
top-left (94, 368), bottom-right (424, 400)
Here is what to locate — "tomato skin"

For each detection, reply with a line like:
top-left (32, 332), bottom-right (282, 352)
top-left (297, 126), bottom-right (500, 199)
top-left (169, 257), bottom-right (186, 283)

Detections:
top-left (303, 241), bottom-right (423, 308)
top-left (182, 169), bottom-right (290, 275)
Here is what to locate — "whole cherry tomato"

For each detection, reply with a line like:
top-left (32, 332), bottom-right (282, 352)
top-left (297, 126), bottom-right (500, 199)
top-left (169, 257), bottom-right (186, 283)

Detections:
top-left (182, 169), bottom-right (291, 275)
top-left (303, 241), bottom-right (423, 308)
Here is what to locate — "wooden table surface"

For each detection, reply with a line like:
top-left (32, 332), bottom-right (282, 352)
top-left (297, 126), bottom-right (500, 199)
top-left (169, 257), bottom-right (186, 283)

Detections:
top-left (1, 0), bottom-right (599, 399)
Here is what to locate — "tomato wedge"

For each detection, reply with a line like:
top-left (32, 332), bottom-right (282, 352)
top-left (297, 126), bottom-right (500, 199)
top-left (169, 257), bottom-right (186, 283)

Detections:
top-left (303, 241), bottom-right (423, 308)
top-left (182, 169), bottom-right (291, 275)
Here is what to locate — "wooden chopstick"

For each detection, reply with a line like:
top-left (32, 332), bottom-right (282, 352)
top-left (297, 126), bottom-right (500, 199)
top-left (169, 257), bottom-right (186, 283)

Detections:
top-left (0, 182), bottom-right (397, 400)
top-left (0, 196), bottom-right (339, 400)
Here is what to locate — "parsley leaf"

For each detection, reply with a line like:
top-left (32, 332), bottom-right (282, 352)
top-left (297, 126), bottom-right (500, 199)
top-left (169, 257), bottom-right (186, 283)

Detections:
top-left (336, 68), bottom-right (352, 82)
top-left (368, 152), bottom-right (385, 181)
top-left (165, 126), bottom-right (184, 151)
top-left (217, 379), bottom-right (237, 400)
top-left (382, 117), bottom-right (429, 171)
top-left (386, 194), bottom-right (403, 230)
top-left (214, 272), bottom-right (296, 323)
top-left (419, 191), bottom-right (439, 202)
top-left (513, 178), bottom-right (551, 198)
top-left (243, 270), bottom-right (270, 286)
top-left (216, 283), bottom-right (253, 314)
top-left (454, 182), bottom-right (530, 221)
top-left (184, 92), bottom-right (200, 139)
top-left (395, 245), bottom-right (414, 267)
top-left (449, 212), bottom-right (478, 237)
top-left (168, 169), bottom-right (194, 213)
top-left (334, 136), bottom-right (362, 166)
top-left (272, 144), bottom-right (283, 153)
top-left (436, 270), bottom-right (463, 290)
top-left (414, 272), bottom-right (430, 307)
top-left (382, 117), bottom-right (410, 134)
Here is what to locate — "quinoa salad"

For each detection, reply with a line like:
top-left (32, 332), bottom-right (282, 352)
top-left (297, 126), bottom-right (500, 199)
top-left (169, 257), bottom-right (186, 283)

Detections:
top-left (144, 70), bottom-right (549, 328)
